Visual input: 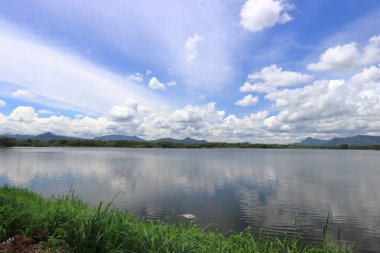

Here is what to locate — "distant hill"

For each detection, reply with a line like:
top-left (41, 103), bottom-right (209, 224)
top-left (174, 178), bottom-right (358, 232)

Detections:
top-left (0, 133), bottom-right (208, 144)
top-left (89, 135), bottom-right (208, 144)
top-left (152, 137), bottom-right (207, 144)
top-left (295, 137), bottom-right (329, 146)
top-left (295, 135), bottom-right (380, 147)
top-left (2, 134), bottom-right (35, 140)
top-left (32, 132), bottom-right (80, 141)
top-left (326, 135), bottom-right (380, 146)
top-left (1, 132), bottom-right (79, 141)
top-left (94, 135), bottom-right (145, 141)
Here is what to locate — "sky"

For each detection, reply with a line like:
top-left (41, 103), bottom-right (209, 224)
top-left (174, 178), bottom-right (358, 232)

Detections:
top-left (0, 0), bottom-right (380, 143)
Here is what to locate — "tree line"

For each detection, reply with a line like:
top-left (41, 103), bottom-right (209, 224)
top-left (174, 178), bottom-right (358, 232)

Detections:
top-left (1, 136), bottom-right (380, 150)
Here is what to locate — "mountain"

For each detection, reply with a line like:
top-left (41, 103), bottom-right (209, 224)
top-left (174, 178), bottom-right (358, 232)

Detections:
top-left (93, 135), bottom-right (208, 143)
top-left (94, 135), bottom-right (145, 141)
top-left (295, 135), bottom-right (380, 147)
top-left (0, 133), bottom-right (207, 143)
top-left (152, 137), bottom-right (207, 144)
top-left (32, 132), bottom-right (80, 141)
top-left (1, 134), bottom-right (35, 140)
top-left (326, 135), bottom-right (380, 146)
top-left (294, 137), bottom-right (329, 146)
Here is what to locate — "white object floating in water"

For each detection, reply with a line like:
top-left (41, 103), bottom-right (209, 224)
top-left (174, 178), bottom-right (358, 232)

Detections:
top-left (182, 213), bottom-right (196, 219)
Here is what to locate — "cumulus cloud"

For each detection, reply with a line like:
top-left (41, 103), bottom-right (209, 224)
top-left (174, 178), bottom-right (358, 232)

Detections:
top-left (235, 94), bottom-right (259, 107)
top-left (265, 79), bottom-right (349, 122)
top-left (0, 102), bottom-right (245, 142)
top-left (107, 99), bottom-right (148, 122)
top-left (148, 77), bottom-right (176, 90)
top-left (362, 35), bottom-right (380, 65)
top-left (308, 35), bottom-right (380, 72)
top-left (169, 103), bottom-right (224, 125)
top-left (2, 64), bottom-right (380, 142)
top-left (38, 109), bottom-right (54, 115)
top-left (240, 65), bottom-right (312, 93)
top-left (108, 105), bottom-right (137, 122)
top-left (0, 99), bottom-right (6, 108)
top-left (148, 77), bottom-right (166, 90)
top-left (261, 66), bottom-right (380, 136)
top-left (185, 33), bottom-right (203, 63)
top-left (8, 106), bottom-right (38, 122)
top-left (351, 65), bottom-right (380, 84)
top-left (11, 89), bottom-right (36, 99)
top-left (127, 73), bottom-right (144, 83)
top-left (240, 0), bottom-right (293, 32)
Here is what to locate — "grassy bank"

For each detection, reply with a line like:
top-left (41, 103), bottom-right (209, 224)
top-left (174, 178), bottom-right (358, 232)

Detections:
top-left (0, 186), bottom-right (352, 252)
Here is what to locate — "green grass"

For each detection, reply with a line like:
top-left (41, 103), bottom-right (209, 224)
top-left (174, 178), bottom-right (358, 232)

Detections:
top-left (0, 186), bottom-right (353, 253)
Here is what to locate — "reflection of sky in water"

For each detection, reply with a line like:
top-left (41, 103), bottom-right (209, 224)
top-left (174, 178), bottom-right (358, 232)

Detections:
top-left (0, 147), bottom-right (379, 252)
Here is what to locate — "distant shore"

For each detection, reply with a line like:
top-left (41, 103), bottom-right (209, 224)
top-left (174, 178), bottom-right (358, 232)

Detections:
top-left (1, 136), bottom-right (379, 150)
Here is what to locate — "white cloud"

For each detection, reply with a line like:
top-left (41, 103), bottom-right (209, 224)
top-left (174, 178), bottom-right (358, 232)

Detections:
top-left (0, 99), bottom-right (6, 108)
top-left (185, 33), bottom-right (203, 63)
top-left (127, 73), bottom-right (144, 83)
top-left (308, 35), bottom-right (380, 72)
top-left (148, 77), bottom-right (166, 90)
top-left (265, 79), bottom-right (348, 122)
top-left (108, 105), bottom-right (137, 122)
top-left (9, 106), bottom-right (38, 122)
top-left (307, 43), bottom-right (360, 71)
top-left (235, 94), bottom-right (259, 107)
top-left (0, 101), bottom-right (283, 143)
top-left (261, 66), bottom-right (380, 136)
top-left (351, 65), bottom-right (380, 84)
top-left (0, 21), bottom-right (167, 114)
top-left (38, 109), bottom-right (54, 115)
top-left (0, 1), bottom-right (239, 97)
top-left (0, 102), bottom-right (228, 141)
top-left (107, 99), bottom-right (149, 123)
top-left (166, 81), bottom-right (177, 87)
top-left (146, 69), bottom-right (152, 76)
top-left (240, 65), bottom-right (312, 93)
top-left (169, 103), bottom-right (224, 125)
top-left (2, 65), bottom-right (380, 144)
top-left (240, 0), bottom-right (293, 32)
top-left (361, 35), bottom-right (380, 65)
top-left (11, 89), bottom-right (36, 99)
top-left (147, 78), bottom-right (176, 90)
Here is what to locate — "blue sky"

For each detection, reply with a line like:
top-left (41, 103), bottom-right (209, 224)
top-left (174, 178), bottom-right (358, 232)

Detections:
top-left (0, 0), bottom-right (380, 142)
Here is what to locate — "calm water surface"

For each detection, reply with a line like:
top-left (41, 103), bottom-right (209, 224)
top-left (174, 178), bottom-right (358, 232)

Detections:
top-left (0, 147), bottom-right (379, 252)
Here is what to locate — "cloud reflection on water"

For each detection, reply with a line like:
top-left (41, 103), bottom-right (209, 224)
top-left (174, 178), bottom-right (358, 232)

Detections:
top-left (0, 147), bottom-right (379, 252)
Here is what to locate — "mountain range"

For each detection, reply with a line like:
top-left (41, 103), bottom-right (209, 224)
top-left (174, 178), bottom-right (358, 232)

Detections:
top-left (2, 133), bottom-right (208, 144)
top-left (3, 132), bottom-right (79, 141)
top-left (3, 133), bottom-right (380, 146)
top-left (295, 135), bottom-right (380, 146)
top-left (94, 134), bottom-right (145, 141)
top-left (152, 137), bottom-right (208, 144)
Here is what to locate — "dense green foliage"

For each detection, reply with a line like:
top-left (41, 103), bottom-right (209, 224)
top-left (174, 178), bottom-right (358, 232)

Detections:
top-left (0, 186), bottom-right (352, 252)
top-left (0, 137), bottom-right (16, 147)
top-left (2, 137), bottom-right (380, 150)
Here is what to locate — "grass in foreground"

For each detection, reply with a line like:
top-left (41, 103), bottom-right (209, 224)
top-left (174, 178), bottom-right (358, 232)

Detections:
top-left (0, 186), bottom-right (353, 253)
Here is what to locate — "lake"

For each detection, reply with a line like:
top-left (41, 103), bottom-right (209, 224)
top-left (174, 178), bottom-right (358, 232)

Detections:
top-left (0, 147), bottom-right (379, 252)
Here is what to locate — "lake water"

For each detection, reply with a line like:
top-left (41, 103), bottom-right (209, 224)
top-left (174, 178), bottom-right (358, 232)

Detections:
top-left (0, 147), bottom-right (379, 252)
